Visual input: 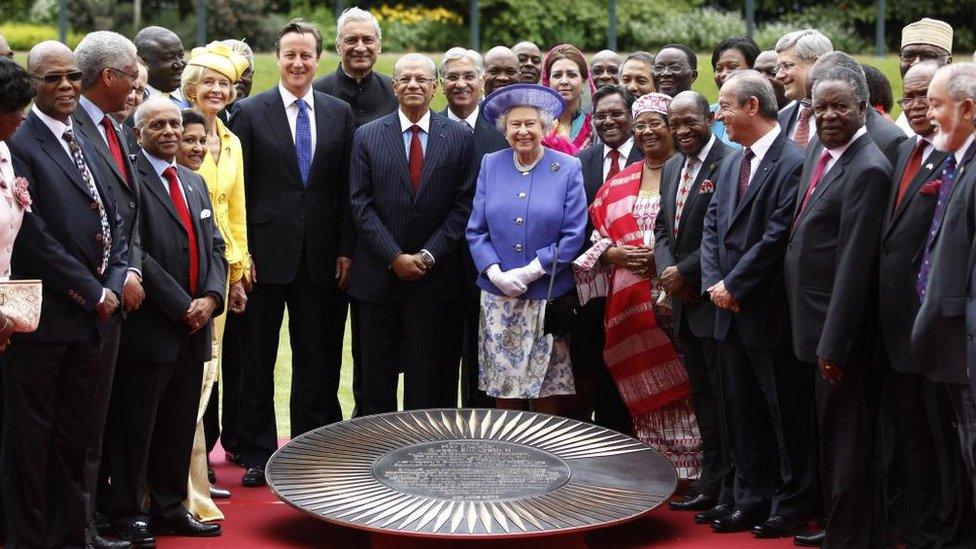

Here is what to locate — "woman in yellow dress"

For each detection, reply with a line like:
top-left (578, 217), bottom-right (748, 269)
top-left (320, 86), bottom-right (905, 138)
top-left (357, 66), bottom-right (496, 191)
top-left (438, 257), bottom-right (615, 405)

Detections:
top-left (178, 41), bottom-right (251, 521)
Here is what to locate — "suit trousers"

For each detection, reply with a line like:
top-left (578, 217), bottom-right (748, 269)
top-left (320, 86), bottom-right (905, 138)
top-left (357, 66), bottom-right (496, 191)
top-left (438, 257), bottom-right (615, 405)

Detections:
top-left (947, 383), bottom-right (976, 511)
top-left (718, 325), bottom-right (816, 521)
top-left (569, 298), bottom-right (632, 434)
top-left (218, 312), bottom-right (243, 454)
top-left (87, 319), bottom-right (121, 524)
top-left (677, 317), bottom-right (731, 503)
top-left (1, 340), bottom-right (99, 548)
top-left (814, 361), bottom-right (880, 548)
top-left (357, 299), bottom-right (454, 415)
top-left (880, 371), bottom-right (976, 547)
top-left (459, 286), bottom-right (494, 408)
top-left (238, 257), bottom-right (344, 466)
top-left (104, 340), bottom-right (203, 523)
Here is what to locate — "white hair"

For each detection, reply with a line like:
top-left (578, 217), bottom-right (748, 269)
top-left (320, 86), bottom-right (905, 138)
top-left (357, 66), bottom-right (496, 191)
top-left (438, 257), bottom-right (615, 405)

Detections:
top-left (133, 97), bottom-right (180, 128)
top-left (74, 31), bottom-right (138, 89)
top-left (940, 63), bottom-right (976, 103)
top-left (775, 29), bottom-right (833, 61)
top-left (495, 107), bottom-right (556, 134)
top-left (393, 53), bottom-right (437, 79)
top-left (335, 7), bottom-right (382, 47)
top-left (439, 47), bottom-right (483, 77)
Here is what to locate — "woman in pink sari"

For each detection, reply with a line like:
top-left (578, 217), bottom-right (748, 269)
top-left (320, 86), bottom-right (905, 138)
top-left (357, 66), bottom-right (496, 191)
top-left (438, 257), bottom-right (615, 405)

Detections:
top-left (574, 93), bottom-right (702, 479)
top-left (541, 44), bottom-right (594, 154)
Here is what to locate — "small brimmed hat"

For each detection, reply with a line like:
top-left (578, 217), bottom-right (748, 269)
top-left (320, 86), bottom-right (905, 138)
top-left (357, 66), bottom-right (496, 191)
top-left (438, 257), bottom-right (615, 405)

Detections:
top-left (187, 41), bottom-right (250, 83)
top-left (481, 84), bottom-right (565, 126)
top-left (901, 18), bottom-right (953, 53)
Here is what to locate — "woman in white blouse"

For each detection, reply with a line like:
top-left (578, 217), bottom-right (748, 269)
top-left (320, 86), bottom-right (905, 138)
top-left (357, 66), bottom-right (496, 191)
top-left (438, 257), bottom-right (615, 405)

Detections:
top-left (0, 57), bottom-right (33, 351)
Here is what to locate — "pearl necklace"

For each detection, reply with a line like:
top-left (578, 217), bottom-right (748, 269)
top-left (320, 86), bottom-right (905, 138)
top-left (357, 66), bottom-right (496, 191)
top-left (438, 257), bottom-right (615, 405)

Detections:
top-left (514, 149), bottom-right (544, 175)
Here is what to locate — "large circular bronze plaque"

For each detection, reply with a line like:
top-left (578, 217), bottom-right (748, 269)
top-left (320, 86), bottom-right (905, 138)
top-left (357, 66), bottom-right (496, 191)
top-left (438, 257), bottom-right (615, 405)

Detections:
top-left (267, 409), bottom-right (678, 538)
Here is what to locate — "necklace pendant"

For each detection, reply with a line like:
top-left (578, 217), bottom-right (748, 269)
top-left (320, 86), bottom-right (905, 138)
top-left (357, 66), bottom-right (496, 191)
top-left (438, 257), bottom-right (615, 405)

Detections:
top-left (521, 170), bottom-right (530, 176)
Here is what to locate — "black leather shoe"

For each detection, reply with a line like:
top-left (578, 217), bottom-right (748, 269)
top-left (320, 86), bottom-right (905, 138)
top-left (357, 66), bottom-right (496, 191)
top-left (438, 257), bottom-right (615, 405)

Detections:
top-left (225, 451), bottom-right (245, 467)
top-left (712, 509), bottom-right (764, 533)
top-left (241, 465), bottom-right (266, 487)
top-left (669, 493), bottom-right (716, 511)
top-left (794, 529), bottom-right (826, 546)
top-left (92, 532), bottom-right (133, 549)
top-left (152, 514), bottom-right (221, 537)
top-left (208, 468), bottom-right (217, 484)
top-left (210, 486), bottom-right (231, 499)
top-left (753, 515), bottom-right (804, 538)
top-left (117, 521), bottom-right (155, 548)
top-left (694, 503), bottom-right (731, 524)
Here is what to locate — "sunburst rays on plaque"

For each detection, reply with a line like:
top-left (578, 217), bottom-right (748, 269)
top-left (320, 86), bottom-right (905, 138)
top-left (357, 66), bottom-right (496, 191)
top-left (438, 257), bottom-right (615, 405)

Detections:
top-left (267, 409), bottom-right (677, 537)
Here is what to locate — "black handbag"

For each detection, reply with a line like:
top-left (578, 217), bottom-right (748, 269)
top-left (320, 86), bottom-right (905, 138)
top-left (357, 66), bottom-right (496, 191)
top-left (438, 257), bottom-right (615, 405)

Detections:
top-left (542, 243), bottom-right (582, 337)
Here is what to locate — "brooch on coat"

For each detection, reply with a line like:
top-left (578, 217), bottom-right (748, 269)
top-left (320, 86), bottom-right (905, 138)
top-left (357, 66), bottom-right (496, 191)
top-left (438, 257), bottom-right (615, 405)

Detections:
top-left (919, 180), bottom-right (941, 196)
top-left (698, 179), bottom-right (715, 194)
top-left (550, 162), bottom-right (560, 173)
top-left (7, 177), bottom-right (32, 212)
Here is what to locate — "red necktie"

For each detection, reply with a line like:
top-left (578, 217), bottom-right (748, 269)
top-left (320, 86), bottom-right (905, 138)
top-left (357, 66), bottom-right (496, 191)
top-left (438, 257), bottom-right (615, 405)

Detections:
top-left (794, 149), bottom-right (832, 228)
top-left (163, 167), bottom-right (199, 294)
top-left (894, 139), bottom-right (926, 210)
top-left (793, 104), bottom-right (813, 149)
top-left (101, 116), bottom-right (128, 185)
top-left (409, 125), bottom-right (423, 193)
top-left (606, 148), bottom-right (621, 182)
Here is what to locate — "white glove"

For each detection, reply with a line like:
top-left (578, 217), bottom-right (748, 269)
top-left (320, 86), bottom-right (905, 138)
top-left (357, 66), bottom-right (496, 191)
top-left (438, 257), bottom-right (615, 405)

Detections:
top-left (510, 258), bottom-right (546, 287)
top-left (486, 264), bottom-right (527, 297)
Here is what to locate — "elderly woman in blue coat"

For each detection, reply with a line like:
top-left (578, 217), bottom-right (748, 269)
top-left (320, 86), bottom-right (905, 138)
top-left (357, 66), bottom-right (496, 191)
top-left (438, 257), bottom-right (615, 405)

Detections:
top-left (466, 84), bottom-right (588, 414)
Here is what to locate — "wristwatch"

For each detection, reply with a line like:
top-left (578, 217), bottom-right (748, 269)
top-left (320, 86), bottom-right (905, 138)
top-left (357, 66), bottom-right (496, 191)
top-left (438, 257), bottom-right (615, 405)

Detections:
top-left (419, 249), bottom-right (435, 268)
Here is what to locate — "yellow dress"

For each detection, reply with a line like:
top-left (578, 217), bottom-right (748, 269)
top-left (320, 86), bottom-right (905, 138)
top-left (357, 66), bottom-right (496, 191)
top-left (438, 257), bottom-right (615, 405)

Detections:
top-left (184, 116), bottom-right (249, 521)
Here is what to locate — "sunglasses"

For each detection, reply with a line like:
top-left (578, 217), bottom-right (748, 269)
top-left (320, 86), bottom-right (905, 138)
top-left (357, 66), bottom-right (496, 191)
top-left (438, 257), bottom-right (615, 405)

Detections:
top-left (33, 71), bottom-right (84, 85)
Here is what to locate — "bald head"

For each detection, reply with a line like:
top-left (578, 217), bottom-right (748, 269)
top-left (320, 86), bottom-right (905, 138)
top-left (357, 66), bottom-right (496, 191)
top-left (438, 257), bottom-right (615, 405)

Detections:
top-left (671, 90), bottom-right (710, 118)
top-left (591, 49), bottom-right (623, 87)
top-left (483, 46), bottom-right (519, 95)
top-left (27, 40), bottom-right (74, 72)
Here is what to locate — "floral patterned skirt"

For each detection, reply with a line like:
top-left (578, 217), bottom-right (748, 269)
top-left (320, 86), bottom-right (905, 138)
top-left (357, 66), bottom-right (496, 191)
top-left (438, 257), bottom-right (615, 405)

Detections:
top-left (478, 291), bottom-right (575, 399)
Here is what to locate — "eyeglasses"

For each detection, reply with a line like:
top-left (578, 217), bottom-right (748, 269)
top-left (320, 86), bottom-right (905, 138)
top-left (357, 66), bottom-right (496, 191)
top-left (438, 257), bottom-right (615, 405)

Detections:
top-left (634, 120), bottom-right (667, 132)
top-left (395, 75), bottom-right (434, 86)
top-left (897, 96), bottom-right (930, 109)
top-left (593, 110), bottom-right (628, 122)
top-left (443, 72), bottom-right (479, 83)
top-left (899, 51), bottom-right (948, 63)
top-left (650, 65), bottom-right (689, 77)
top-left (774, 61), bottom-right (797, 74)
top-left (109, 67), bottom-right (140, 81)
top-left (32, 71), bottom-right (84, 85)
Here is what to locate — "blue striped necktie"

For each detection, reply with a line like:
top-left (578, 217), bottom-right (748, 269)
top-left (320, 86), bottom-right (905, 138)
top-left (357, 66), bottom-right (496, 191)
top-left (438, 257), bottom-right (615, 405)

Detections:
top-left (295, 99), bottom-right (312, 186)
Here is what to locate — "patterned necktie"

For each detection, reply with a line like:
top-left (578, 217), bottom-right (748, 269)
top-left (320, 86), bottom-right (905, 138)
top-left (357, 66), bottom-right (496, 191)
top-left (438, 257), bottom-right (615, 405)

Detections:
top-left (100, 115), bottom-right (128, 185)
top-left (737, 147), bottom-right (754, 200)
top-left (916, 156), bottom-right (959, 299)
top-left (295, 99), bottom-right (312, 186)
top-left (606, 148), bottom-right (621, 182)
top-left (409, 125), bottom-right (424, 193)
top-left (793, 103), bottom-right (813, 150)
top-left (63, 128), bottom-right (111, 275)
top-left (163, 167), bottom-right (199, 294)
top-left (674, 155), bottom-right (699, 235)
top-left (894, 138), bottom-right (926, 210)
top-left (793, 149), bottom-right (832, 229)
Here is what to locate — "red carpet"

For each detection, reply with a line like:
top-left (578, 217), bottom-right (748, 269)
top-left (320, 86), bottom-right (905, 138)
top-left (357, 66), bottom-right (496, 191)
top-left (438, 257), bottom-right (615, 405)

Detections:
top-left (156, 444), bottom-right (797, 548)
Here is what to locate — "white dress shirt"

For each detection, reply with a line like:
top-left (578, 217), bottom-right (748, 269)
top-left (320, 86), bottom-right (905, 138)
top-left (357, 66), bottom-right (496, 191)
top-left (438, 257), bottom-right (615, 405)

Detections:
top-left (32, 105), bottom-right (75, 157)
top-left (745, 124), bottom-right (782, 186)
top-left (279, 84), bottom-right (317, 157)
top-left (144, 152), bottom-right (189, 207)
top-left (955, 134), bottom-right (976, 166)
top-left (398, 108), bottom-right (431, 156)
top-left (602, 138), bottom-right (635, 182)
top-left (79, 95), bottom-right (111, 146)
top-left (447, 105), bottom-right (480, 129)
top-left (822, 126), bottom-right (869, 175)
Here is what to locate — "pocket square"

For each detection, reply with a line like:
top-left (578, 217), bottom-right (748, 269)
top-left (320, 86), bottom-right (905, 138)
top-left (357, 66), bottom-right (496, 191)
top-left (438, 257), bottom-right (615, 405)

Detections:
top-left (698, 180), bottom-right (715, 194)
top-left (919, 180), bottom-right (941, 196)
top-left (200, 208), bottom-right (212, 219)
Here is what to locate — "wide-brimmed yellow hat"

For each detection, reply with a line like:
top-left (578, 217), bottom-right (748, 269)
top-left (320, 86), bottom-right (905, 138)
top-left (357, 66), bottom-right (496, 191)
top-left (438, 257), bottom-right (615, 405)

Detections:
top-left (187, 41), bottom-right (250, 83)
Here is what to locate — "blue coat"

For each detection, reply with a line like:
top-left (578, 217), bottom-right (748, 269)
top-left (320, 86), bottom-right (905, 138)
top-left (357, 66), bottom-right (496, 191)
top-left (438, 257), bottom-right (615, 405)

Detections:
top-left (466, 147), bottom-right (587, 300)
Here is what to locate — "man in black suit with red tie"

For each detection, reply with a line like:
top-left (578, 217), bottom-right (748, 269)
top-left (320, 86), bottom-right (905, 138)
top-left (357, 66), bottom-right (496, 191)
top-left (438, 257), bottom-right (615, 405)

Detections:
top-left (700, 71), bottom-right (815, 538)
top-left (104, 98), bottom-right (226, 545)
top-left (72, 31), bottom-right (145, 548)
top-left (655, 90), bottom-right (733, 514)
top-left (229, 20), bottom-right (356, 487)
top-left (877, 61), bottom-right (973, 547)
top-left (5, 41), bottom-right (127, 548)
top-left (572, 85), bottom-right (643, 432)
top-left (349, 53), bottom-right (475, 414)
top-left (784, 67), bottom-right (891, 548)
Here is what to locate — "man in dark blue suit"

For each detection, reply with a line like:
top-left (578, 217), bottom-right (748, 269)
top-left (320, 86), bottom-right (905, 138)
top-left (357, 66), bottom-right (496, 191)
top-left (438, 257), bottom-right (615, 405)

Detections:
top-left (229, 20), bottom-right (357, 487)
top-left (785, 67), bottom-right (891, 548)
top-left (656, 90), bottom-right (733, 513)
top-left (349, 53), bottom-right (475, 414)
top-left (701, 71), bottom-right (816, 537)
top-left (439, 47), bottom-right (507, 408)
top-left (5, 41), bottom-right (127, 548)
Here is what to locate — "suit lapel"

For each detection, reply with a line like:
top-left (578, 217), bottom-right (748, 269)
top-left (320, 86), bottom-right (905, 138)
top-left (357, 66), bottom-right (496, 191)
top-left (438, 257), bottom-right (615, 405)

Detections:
top-left (262, 89), bottom-right (302, 186)
top-left (732, 139), bottom-right (779, 223)
top-left (178, 166), bottom-right (208, 270)
top-left (584, 147), bottom-right (604, 193)
top-left (383, 115), bottom-right (414, 195)
top-left (31, 114), bottom-right (98, 200)
top-left (136, 152), bottom-right (184, 229)
top-left (307, 93), bottom-right (332, 185)
top-left (886, 147), bottom-right (948, 236)
top-left (74, 106), bottom-right (129, 187)
top-left (417, 115), bottom-right (446, 196)
top-left (930, 141), bottom-right (976, 245)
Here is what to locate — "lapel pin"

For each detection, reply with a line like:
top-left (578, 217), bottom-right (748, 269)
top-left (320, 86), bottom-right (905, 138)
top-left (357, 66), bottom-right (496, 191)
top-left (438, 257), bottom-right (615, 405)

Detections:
top-left (550, 162), bottom-right (560, 173)
top-left (925, 163), bottom-right (934, 170)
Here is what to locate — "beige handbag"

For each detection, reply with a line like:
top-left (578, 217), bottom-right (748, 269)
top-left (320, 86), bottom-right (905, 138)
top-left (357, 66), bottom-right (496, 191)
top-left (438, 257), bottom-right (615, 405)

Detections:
top-left (0, 280), bottom-right (42, 333)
